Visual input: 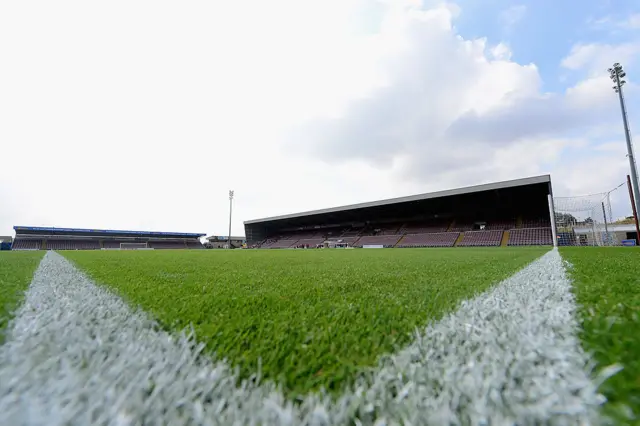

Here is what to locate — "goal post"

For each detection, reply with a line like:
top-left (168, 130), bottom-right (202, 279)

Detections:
top-left (119, 242), bottom-right (151, 250)
top-left (548, 194), bottom-right (558, 248)
top-left (553, 191), bottom-right (618, 246)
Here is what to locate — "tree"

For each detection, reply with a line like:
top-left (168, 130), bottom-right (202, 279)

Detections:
top-left (555, 212), bottom-right (577, 225)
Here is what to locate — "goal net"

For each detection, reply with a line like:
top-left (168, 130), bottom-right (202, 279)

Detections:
top-left (553, 192), bottom-right (618, 246)
top-left (120, 242), bottom-right (150, 250)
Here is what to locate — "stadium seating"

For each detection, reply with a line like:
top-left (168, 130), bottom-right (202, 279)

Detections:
top-left (507, 227), bottom-right (553, 246)
top-left (448, 222), bottom-right (474, 232)
top-left (371, 224), bottom-right (403, 235)
top-left (353, 235), bottom-right (401, 248)
top-left (263, 239), bottom-right (298, 249)
top-left (149, 241), bottom-right (187, 249)
top-left (457, 230), bottom-right (503, 247)
top-left (253, 216), bottom-right (556, 249)
top-left (294, 238), bottom-right (325, 248)
top-left (334, 236), bottom-right (359, 246)
top-left (341, 227), bottom-right (363, 237)
top-left (521, 218), bottom-right (551, 228)
top-left (396, 232), bottom-right (459, 248)
top-left (11, 239), bottom-right (42, 250)
top-left (400, 221), bottom-right (450, 234)
top-left (103, 240), bottom-right (128, 249)
top-left (400, 219), bottom-right (450, 234)
top-left (46, 239), bottom-right (100, 250)
top-left (186, 241), bottom-right (205, 249)
top-left (485, 220), bottom-right (517, 230)
top-left (281, 232), bottom-right (318, 240)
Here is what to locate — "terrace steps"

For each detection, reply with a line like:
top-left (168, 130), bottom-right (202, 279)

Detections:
top-left (394, 235), bottom-right (406, 247)
top-left (516, 216), bottom-right (523, 228)
top-left (454, 232), bottom-right (465, 247)
top-left (501, 231), bottom-right (510, 247)
top-left (447, 220), bottom-right (455, 232)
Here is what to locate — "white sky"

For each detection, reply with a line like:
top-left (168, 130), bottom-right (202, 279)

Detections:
top-left (1, 0), bottom-right (639, 237)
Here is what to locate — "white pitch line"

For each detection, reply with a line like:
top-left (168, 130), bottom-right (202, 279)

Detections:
top-left (342, 248), bottom-right (604, 425)
top-left (0, 250), bottom-right (603, 425)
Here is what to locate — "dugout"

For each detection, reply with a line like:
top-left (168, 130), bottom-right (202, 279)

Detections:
top-left (244, 175), bottom-right (554, 244)
top-left (205, 236), bottom-right (247, 249)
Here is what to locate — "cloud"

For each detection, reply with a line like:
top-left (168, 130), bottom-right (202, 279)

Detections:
top-left (490, 43), bottom-right (512, 61)
top-left (625, 14), bottom-right (640, 29)
top-left (561, 42), bottom-right (640, 74)
top-left (289, 4), bottom-right (622, 190)
top-left (588, 13), bottom-right (640, 31)
top-left (499, 5), bottom-right (527, 30)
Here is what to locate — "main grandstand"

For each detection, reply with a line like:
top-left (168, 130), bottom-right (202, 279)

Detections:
top-left (11, 226), bottom-right (205, 250)
top-left (244, 175), bottom-right (555, 248)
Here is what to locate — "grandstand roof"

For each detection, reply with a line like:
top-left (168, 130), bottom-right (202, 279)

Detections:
top-left (13, 226), bottom-right (205, 238)
top-left (244, 174), bottom-right (552, 225)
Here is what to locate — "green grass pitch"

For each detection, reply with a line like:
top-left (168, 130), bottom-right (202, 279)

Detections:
top-left (0, 251), bottom-right (44, 343)
top-left (63, 247), bottom-right (548, 397)
top-left (561, 247), bottom-right (640, 423)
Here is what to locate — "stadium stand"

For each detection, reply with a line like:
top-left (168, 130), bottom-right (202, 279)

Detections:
top-left (11, 238), bottom-right (42, 250)
top-left (263, 239), bottom-right (298, 249)
top-left (521, 218), bottom-right (551, 228)
top-left (244, 175), bottom-right (556, 249)
top-left (400, 220), bottom-right (449, 234)
top-left (484, 219), bottom-right (517, 230)
top-left (457, 230), bottom-right (503, 247)
top-left (396, 232), bottom-right (459, 248)
top-left (294, 238), bottom-right (325, 248)
top-left (149, 241), bottom-right (188, 250)
top-left (507, 227), bottom-right (553, 246)
top-left (448, 221), bottom-right (475, 232)
top-left (11, 226), bottom-right (205, 251)
top-left (354, 235), bottom-right (402, 248)
top-left (205, 236), bottom-right (245, 249)
top-left (46, 239), bottom-right (100, 250)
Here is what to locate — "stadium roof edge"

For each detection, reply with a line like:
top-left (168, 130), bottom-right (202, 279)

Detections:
top-left (244, 174), bottom-right (552, 225)
top-left (13, 226), bottom-right (206, 238)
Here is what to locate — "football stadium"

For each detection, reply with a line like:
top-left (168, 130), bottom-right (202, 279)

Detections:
top-left (1, 174), bottom-right (639, 425)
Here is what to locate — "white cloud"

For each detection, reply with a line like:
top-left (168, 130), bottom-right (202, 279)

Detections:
top-left (561, 42), bottom-right (640, 75)
top-left (589, 13), bottom-right (640, 31)
top-left (626, 14), bottom-right (640, 29)
top-left (499, 5), bottom-right (527, 30)
top-left (0, 0), bottom-right (636, 237)
top-left (490, 43), bottom-right (513, 61)
top-left (290, 5), bottom-right (625, 192)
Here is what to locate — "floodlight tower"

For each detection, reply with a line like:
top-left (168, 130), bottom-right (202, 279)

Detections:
top-left (228, 190), bottom-right (234, 249)
top-left (609, 62), bottom-right (640, 217)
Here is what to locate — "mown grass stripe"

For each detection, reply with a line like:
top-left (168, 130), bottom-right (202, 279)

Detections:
top-left (0, 249), bottom-right (601, 425)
